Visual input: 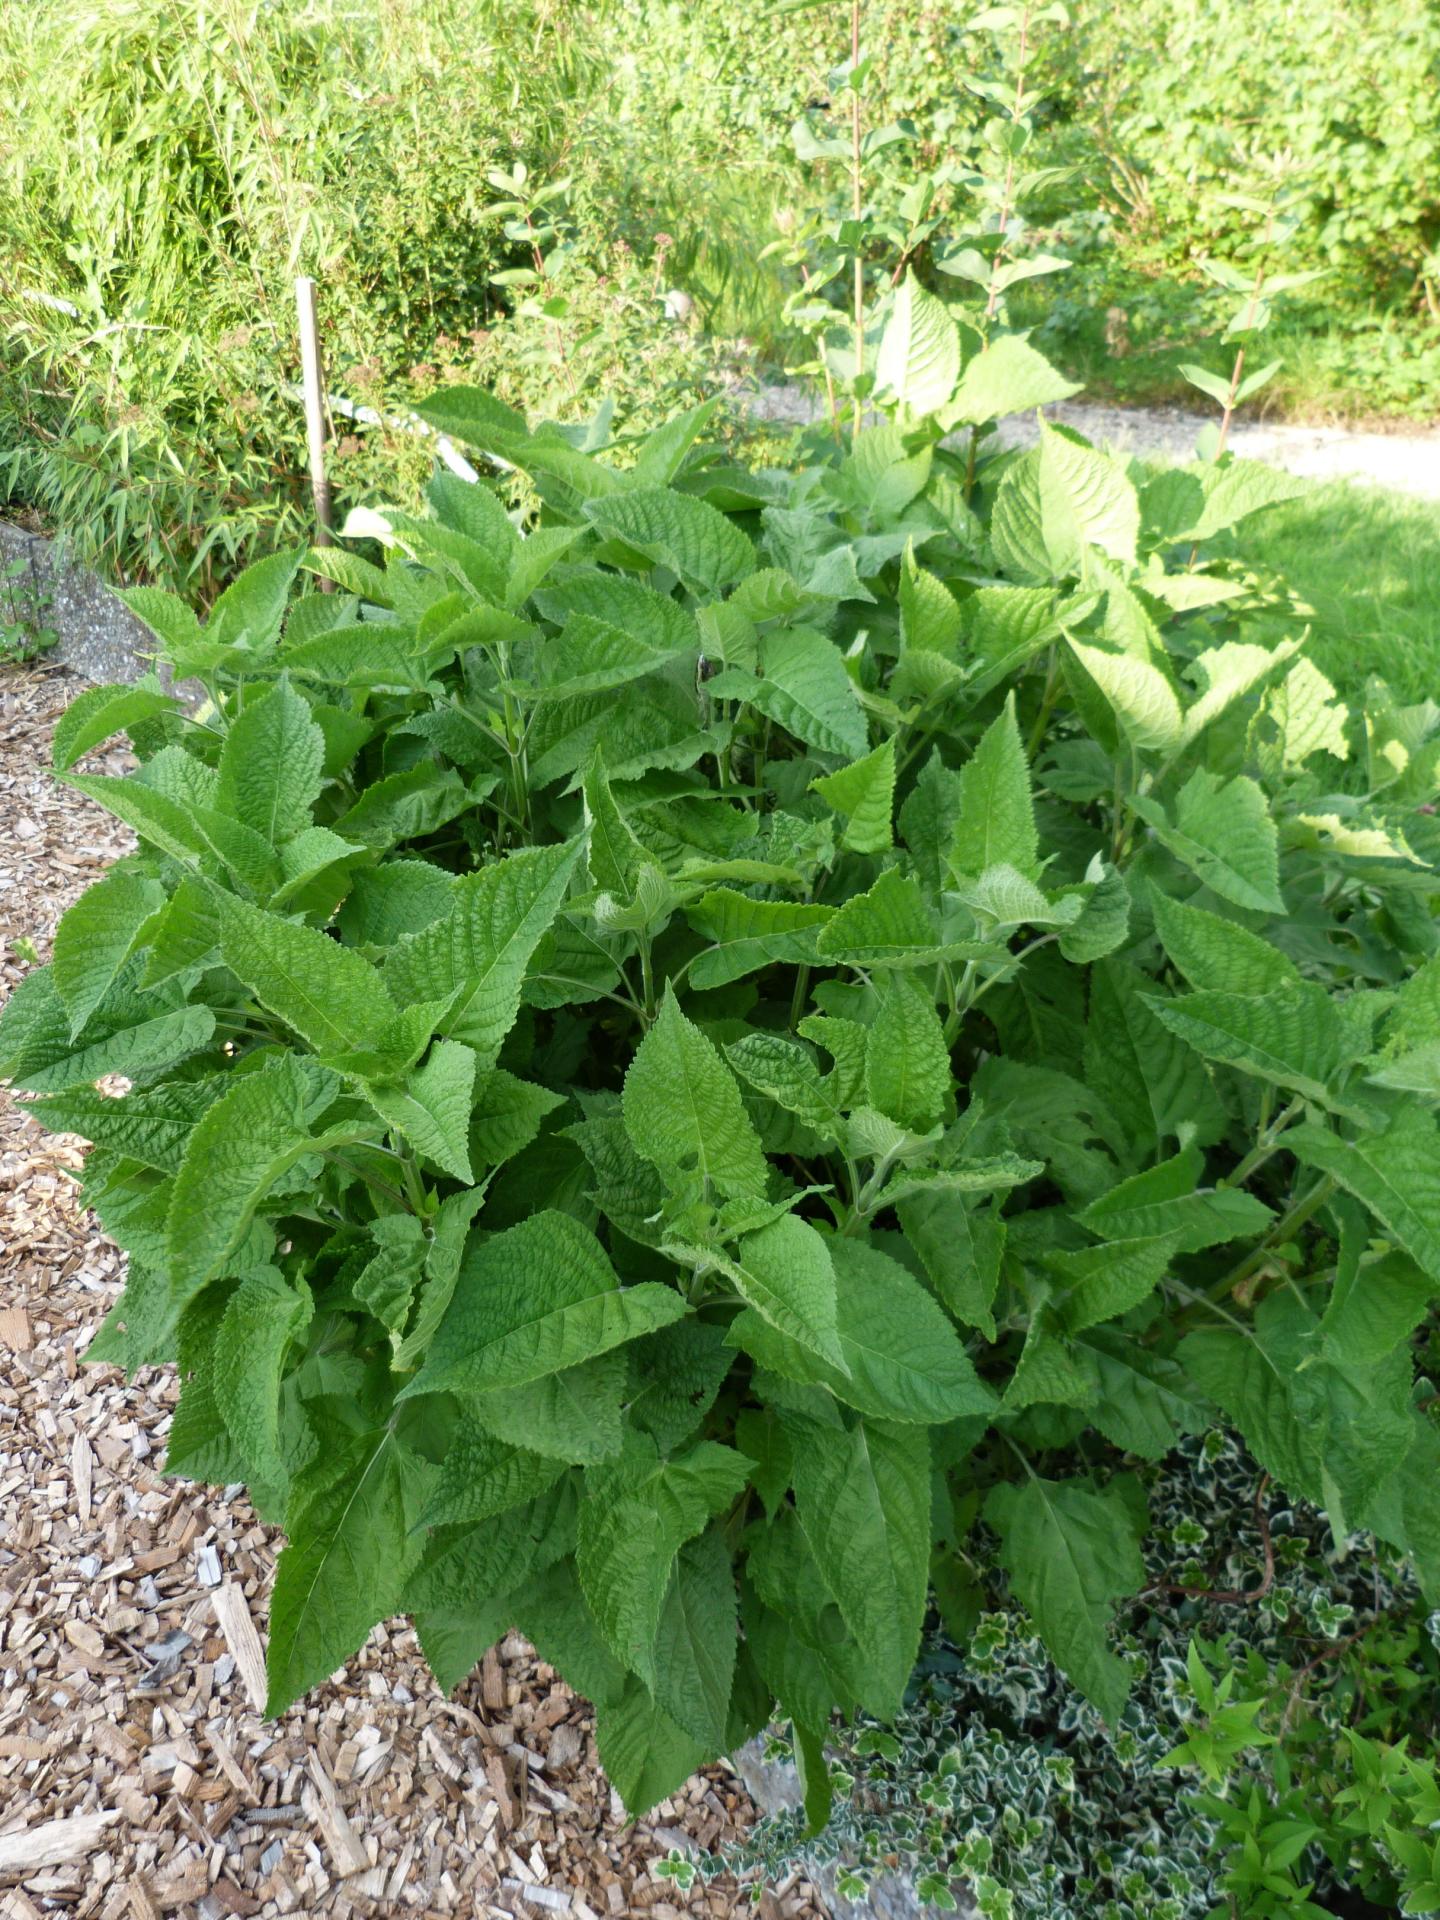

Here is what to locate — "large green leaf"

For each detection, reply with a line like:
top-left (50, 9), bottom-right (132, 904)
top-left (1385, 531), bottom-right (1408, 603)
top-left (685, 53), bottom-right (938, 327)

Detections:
top-left (51, 679), bottom-right (180, 772)
top-left (1145, 981), bottom-right (1348, 1106)
top-left (0, 965), bottom-right (216, 1095)
top-left (729, 1237), bottom-right (996, 1425)
top-left (950, 692), bottom-right (1038, 880)
top-left (213, 1267), bottom-right (313, 1494)
top-left (166, 1056), bottom-right (373, 1305)
top-left (875, 272), bottom-right (961, 415)
top-left (685, 891), bottom-right (832, 991)
top-left (215, 680), bottom-right (325, 844)
top-left (1290, 1107), bottom-right (1440, 1283)
top-left (52, 870), bottom-right (167, 1035)
top-left (810, 739), bottom-right (896, 855)
top-left (623, 985), bottom-right (768, 1199)
top-left (866, 973), bottom-right (951, 1132)
top-left (1132, 769), bottom-right (1284, 915)
top-left (585, 489), bottom-right (755, 595)
top-left (577, 1437), bottom-right (749, 1684)
top-left (404, 1211), bottom-right (687, 1399)
top-left (672, 1213), bottom-right (845, 1373)
top-left (218, 891), bottom-right (394, 1054)
top-left (266, 1426), bottom-right (436, 1713)
top-left (985, 1476), bottom-right (1145, 1722)
top-left (785, 1408), bottom-right (931, 1720)
top-left (385, 838), bottom-right (585, 1062)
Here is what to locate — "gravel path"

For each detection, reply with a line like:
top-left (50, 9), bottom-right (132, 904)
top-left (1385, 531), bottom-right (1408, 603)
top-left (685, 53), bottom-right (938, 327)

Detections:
top-left (0, 668), bottom-right (824, 1920)
top-left (742, 385), bottom-right (1440, 501)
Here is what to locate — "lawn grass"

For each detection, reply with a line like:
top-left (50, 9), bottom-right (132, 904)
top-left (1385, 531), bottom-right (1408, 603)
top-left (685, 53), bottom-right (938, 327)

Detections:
top-left (1221, 481), bottom-right (1440, 705)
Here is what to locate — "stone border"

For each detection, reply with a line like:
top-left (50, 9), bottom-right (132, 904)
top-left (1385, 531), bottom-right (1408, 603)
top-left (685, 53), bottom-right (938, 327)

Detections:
top-left (0, 521), bottom-right (157, 686)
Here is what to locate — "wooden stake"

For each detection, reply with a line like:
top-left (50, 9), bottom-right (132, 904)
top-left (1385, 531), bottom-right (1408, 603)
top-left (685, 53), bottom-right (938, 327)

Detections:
top-left (295, 275), bottom-right (334, 586)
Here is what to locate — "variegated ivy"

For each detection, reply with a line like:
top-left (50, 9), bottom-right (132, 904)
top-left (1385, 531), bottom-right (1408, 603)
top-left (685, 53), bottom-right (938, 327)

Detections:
top-left (7, 309), bottom-right (1440, 1822)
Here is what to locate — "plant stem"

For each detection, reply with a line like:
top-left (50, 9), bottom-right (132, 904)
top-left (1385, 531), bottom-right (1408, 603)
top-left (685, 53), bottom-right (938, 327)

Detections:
top-left (849, 0), bottom-right (864, 444)
top-left (982, 3), bottom-right (1033, 329)
top-left (789, 961), bottom-right (812, 1033)
top-left (1207, 1174), bottom-right (1337, 1303)
top-left (1220, 1096), bottom-right (1303, 1191)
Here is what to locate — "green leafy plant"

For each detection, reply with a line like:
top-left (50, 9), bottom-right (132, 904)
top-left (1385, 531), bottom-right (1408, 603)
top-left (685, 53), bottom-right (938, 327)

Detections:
top-left (4, 283), bottom-right (1440, 1823)
top-left (0, 552), bottom-right (59, 664)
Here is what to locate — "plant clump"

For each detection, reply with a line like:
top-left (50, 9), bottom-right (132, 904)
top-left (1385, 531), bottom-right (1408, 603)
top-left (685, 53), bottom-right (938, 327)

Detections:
top-left (4, 290), bottom-right (1440, 1840)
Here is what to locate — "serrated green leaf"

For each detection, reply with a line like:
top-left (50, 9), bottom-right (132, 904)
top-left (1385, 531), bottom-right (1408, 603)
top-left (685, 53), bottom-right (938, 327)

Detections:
top-left (1151, 893), bottom-right (1300, 996)
top-left (385, 838), bottom-right (585, 1062)
top-left (215, 681), bottom-right (324, 844)
top-left (1049, 1235), bottom-right (1176, 1332)
top-left (623, 985), bottom-right (767, 1199)
top-left (785, 1409), bottom-right (930, 1719)
top-left (685, 891), bottom-right (833, 991)
top-left (875, 272), bottom-right (961, 415)
top-left (585, 489), bottom-right (754, 595)
top-left (652, 1526), bottom-right (738, 1749)
top-left (942, 332), bottom-right (1079, 427)
top-left (725, 1032), bottom-right (846, 1144)
top-left (985, 1476), bottom-right (1144, 1722)
top-left (213, 1267), bottom-right (313, 1494)
top-left (0, 964), bottom-right (216, 1095)
top-left (866, 973), bottom-right (950, 1132)
top-left (405, 1210), bottom-right (686, 1399)
top-left (266, 1425), bottom-right (436, 1713)
top-left (745, 627), bottom-right (869, 760)
top-left (52, 870), bottom-right (166, 1036)
top-left (729, 1238), bottom-right (996, 1425)
top-left (1066, 638), bottom-right (1182, 753)
top-left (1078, 1146), bottom-right (1274, 1252)
top-left (166, 1055), bottom-right (372, 1305)
top-left (1132, 769), bottom-right (1284, 915)
top-left (897, 1191), bottom-right (1006, 1338)
top-left (676, 1213), bottom-right (845, 1373)
top-left (364, 1039), bottom-right (477, 1181)
top-left (950, 693), bottom-right (1038, 881)
top-left (1290, 1107), bottom-right (1440, 1282)
top-left (578, 1437), bottom-right (749, 1685)
top-left (469, 1351), bottom-right (630, 1465)
top-left (1144, 982), bottom-right (1347, 1106)
top-left (815, 866), bottom-right (953, 968)
top-left (595, 1676), bottom-right (708, 1817)
top-left (52, 679), bottom-right (179, 772)
top-left (810, 739), bottom-right (895, 855)
top-left (1084, 960), bottom-right (1227, 1158)
top-left (217, 890), bottom-right (394, 1054)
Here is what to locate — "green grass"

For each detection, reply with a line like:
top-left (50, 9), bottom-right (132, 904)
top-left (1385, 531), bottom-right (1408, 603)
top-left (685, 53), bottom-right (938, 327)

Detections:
top-left (1223, 482), bottom-right (1440, 705)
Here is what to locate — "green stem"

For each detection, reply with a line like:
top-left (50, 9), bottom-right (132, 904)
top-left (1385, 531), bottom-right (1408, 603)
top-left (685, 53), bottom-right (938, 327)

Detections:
top-left (789, 962), bottom-right (812, 1033)
top-left (639, 936), bottom-right (657, 1024)
top-left (1220, 1096), bottom-right (1303, 1191)
top-left (1206, 1175), bottom-right (1337, 1303)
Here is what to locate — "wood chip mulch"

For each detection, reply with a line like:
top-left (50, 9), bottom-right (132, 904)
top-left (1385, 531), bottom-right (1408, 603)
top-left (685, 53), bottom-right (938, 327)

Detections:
top-left (0, 668), bottom-right (825, 1920)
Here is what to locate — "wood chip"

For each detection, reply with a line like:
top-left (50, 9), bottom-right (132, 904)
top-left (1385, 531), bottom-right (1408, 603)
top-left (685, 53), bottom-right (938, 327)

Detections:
top-left (304, 1754), bottom-right (370, 1878)
top-left (209, 1583), bottom-right (267, 1710)
top-left (71, 1431), bottom-right (93, 1524)
top-left (0, 1304), bottom-right (32, 1351)
top-left (0, 1810), bottom-right (120, 1874)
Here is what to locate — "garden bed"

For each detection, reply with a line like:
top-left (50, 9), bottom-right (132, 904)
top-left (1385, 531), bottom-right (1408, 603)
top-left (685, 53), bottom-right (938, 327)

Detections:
top-left (0, 667), bottom-right (825, 1920)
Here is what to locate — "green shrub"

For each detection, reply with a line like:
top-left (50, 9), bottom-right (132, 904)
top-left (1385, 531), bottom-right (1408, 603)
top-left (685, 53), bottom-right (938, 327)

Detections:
top-left (0, 0), bottom-right (596, 588)
top-left (1057, 0), bottom-right (1440, 317)
top-left (4, 280), bottom-right (1440, 1826)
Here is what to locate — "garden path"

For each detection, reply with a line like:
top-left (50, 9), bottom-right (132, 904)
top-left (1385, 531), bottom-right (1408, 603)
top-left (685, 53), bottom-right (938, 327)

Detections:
top-left (743, 385), bottom-right (1440, 500)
